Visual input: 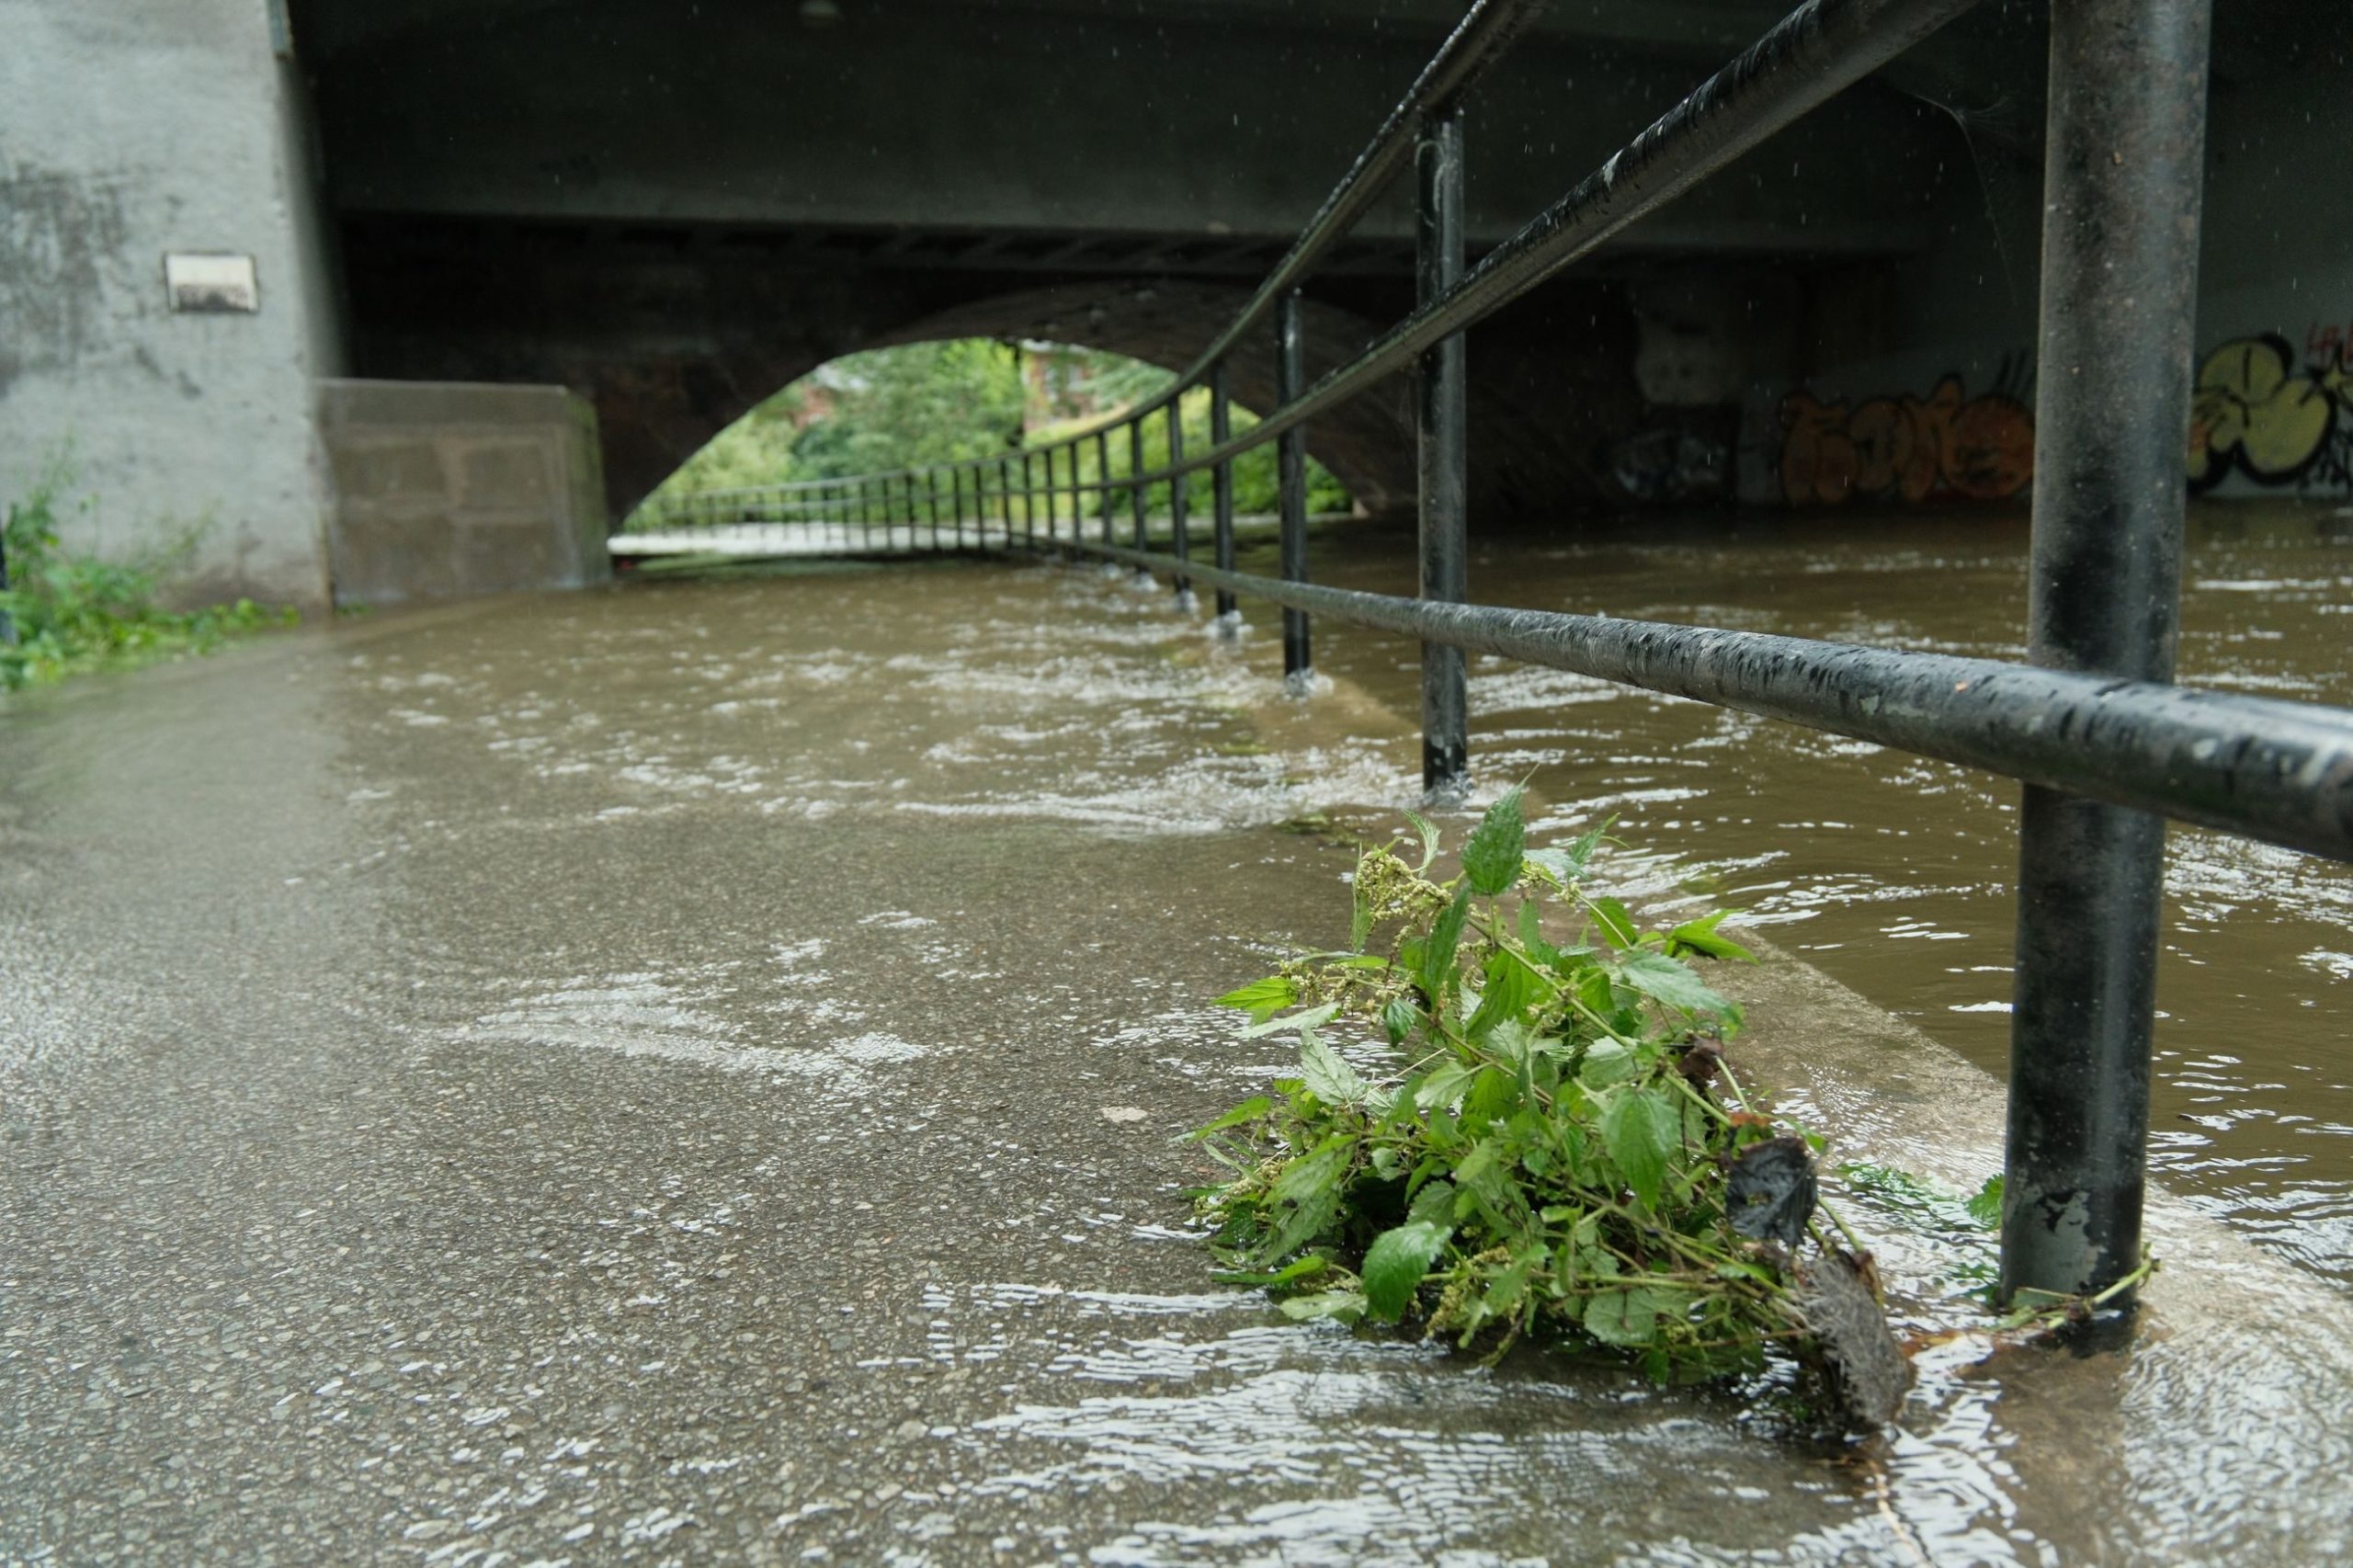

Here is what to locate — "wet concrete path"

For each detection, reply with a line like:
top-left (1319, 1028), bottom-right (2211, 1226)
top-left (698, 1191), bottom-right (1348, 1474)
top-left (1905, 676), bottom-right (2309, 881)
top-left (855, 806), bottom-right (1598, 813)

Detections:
top-left (4, 560), bottom-right (2351, 1565)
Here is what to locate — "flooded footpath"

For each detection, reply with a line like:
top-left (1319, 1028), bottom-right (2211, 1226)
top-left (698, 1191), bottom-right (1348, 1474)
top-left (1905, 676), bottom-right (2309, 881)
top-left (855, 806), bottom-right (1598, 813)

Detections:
top-left (3, 536), bottom-right (2351, 1565)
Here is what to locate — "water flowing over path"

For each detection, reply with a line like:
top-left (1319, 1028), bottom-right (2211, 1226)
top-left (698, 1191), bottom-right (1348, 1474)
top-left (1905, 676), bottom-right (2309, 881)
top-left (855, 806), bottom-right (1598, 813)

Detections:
top-left (4, 549), bottom-right (2349, 1564)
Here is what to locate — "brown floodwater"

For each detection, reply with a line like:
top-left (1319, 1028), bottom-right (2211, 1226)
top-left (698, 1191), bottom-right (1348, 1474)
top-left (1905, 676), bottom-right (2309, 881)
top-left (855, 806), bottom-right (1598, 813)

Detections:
top-left (8, 534), bottom-right (2352, 1562)
top-left (1219, 497), bottom-right (2353, 1285)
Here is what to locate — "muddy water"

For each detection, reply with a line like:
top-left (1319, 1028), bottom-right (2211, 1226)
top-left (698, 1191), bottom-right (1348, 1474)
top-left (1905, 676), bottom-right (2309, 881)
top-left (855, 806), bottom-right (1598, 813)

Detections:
top-left (1227, 500), bottom-right (2353, 1287)
top-left (3, 543), bottom-right (2350, 1563)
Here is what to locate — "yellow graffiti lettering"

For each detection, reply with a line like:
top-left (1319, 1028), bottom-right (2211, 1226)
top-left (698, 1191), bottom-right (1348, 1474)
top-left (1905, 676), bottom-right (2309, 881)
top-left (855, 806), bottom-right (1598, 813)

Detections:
top-left (2188, 335), bottom-right (2342, 490)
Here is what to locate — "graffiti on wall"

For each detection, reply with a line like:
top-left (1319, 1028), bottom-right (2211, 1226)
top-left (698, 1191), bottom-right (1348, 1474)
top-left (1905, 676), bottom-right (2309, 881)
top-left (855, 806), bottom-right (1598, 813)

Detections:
top-left (1610, 426), bottom-right (1730, 502)
top-left (1777, 367), bottom-right (2035, 506)
top-left (2188, 333), bottom-right (2352, 494)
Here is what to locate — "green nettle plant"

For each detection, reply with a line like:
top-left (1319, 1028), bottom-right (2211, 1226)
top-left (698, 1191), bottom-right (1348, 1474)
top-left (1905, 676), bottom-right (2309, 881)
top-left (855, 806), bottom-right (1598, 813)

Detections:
top-left (1, 460), bottom-right (291, 691)
top-left (1190, 789), bottom-right (1916, 1426)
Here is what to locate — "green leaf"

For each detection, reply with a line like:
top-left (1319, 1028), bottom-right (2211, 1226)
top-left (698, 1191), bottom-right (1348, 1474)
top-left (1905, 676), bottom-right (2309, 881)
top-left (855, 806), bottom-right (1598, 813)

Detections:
top-left (1362, 1220), bottom-right (1453, 1322)
top-left (1576, 1039), bottom-right (1637, 1088)
top-left (1966, 1175), bottom-right (2005, 1230)
top-left (1240, 1001), bottom-right (1340, 1039)
top-left (1277, 1290), bottom-right (1367, 1324)
top-left (1416, 1061), bottom-right (1477, 1112)
top-left (1529, 819), bottom-right (1613, 886)
top-left (1516, 898), bottom-right (1548, 954)
top-left (1523, 848), bottom-right (1573, 885)
top-left (1256, 1137), bottom-right (1353, 1264)
top-left (1586, 896), bottom-right (1639, 950)
top-left (1563, 818), bottom-right (1613, 873)
top-left (1464, 949), bottom-right (1545, 1040)
top-left (1380, 996), bottom-right (1420, 1046)
top-left (1664, 909), bottom-right (1755, 963)
top-left (1419, 887), bottom-right (1472, 1004)
top-left (1216, 975), bottom-right (1297, 1021)
top-left (1615, 952), bottom-right (1733, 1018)
top-left (1407, 1178), bottom-right (1456, 1224)
top-left (1300, 1034), bottom-right (1373, 1108)
top-left (1465, 1252), bottom-right (1541, 1338)
top-left (1452, 1134), bottom-right (1508, 1197)
top-left (1403, 810), bottom-right (1440, 873)
top-left (1461, 1065), bottom-right (1518, 1131)
top-left (1583, 1285), bottom-right (1680, 1346)
top-left (1183, 1096), bottom-right (1273, 1141)
top-left (1600, 1086), bottom-right (1679, 1211)
top-left (1212, 1254), bottom-right (1331, 1289)
top-left (1461, 787), bottom-right (1527, 896)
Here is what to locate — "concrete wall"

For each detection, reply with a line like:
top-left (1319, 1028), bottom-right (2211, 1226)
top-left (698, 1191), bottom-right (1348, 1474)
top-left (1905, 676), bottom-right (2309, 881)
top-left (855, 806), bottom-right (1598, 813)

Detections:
top-left (0, 0), bottom-right (345, 610)
top-left (320, 380), bottom-right (609, 607)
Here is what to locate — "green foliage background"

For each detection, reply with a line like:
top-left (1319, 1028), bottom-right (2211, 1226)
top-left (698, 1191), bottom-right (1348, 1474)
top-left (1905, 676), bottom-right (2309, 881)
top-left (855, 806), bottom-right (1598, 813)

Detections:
top-left (631, 339), bottom-right (1350, 523)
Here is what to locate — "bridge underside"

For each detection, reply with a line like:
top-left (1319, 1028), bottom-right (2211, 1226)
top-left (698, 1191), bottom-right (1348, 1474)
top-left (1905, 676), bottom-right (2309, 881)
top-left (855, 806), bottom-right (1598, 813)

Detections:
top-left (304, 0), bottom-right (2040, 518)
top-left (345, 220), bottom-right (1802, 518)
top-left (5, 0), bottom-right (2344, 606)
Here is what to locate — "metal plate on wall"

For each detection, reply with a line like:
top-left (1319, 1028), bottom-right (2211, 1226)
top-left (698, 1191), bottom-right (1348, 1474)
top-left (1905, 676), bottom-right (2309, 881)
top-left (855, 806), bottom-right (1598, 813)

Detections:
top-left (165, 254), bottom-right (259, 314)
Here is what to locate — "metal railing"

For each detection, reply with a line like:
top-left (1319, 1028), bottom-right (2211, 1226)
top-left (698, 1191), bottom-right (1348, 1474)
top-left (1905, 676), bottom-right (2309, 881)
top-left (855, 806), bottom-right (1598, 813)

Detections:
top-left (643, 0), bottom-right (2347, 1306)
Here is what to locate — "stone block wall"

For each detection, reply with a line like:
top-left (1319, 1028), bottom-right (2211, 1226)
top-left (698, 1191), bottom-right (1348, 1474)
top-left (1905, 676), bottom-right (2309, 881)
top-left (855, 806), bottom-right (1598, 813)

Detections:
top-left (320, 381), bottom-right (609, 607)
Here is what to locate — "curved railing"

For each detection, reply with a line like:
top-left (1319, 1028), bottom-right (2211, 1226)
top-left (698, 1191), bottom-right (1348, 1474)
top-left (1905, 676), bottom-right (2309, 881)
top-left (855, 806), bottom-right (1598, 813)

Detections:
top-left (638, 0), bottom-right (2350, 1307)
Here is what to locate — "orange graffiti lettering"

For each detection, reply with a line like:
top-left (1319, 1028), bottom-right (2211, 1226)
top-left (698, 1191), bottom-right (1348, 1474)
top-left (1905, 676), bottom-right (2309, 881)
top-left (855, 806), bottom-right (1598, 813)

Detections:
top-left (1778, 375), bottom-right (2033, 506)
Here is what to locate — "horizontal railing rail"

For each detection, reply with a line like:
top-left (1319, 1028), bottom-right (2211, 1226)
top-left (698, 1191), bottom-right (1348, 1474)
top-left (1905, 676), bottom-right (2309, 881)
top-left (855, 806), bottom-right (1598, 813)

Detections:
top-left (1076, 541), bottom-right (2353, 862)
top-left (640, 0), bottom-right (2273, 1312)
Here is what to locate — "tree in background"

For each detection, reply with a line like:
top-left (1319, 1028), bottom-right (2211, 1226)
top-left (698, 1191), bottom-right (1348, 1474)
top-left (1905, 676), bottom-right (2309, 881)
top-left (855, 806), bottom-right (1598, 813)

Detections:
top-left (788, 339), bottom-right (1028, 480)
top-left (631, 339), bottom-right (1350, 523)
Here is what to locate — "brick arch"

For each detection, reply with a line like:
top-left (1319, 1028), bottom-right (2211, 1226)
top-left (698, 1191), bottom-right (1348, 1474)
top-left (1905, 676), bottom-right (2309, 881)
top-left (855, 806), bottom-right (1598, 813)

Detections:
top-left (345, 236), bottom-right (1643, 525)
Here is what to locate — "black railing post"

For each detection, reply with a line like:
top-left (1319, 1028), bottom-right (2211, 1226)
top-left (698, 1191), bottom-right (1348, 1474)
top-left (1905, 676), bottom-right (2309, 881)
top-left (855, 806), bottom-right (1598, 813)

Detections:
top-left (2000, 0), bottom-right (2212, 1306)
top-left (1129, 420), bottom-right (1151, 581)
top-left (1043, 447), bottom-right (1059, 551)
top-left (1417, 105), bottom-right (1470, 795)
top-left (1097, 431), bottom-right (1113, 550)
top-left (1051, 445), bottom-right (1068, 551)
top-left (1276, 289), bottom-right (1313, 680)
top-left (1210, 362), bottom-right (1238, 627)
top-left (926, 469), bottom-right (942, 551)
top-left (1168, 402), bottom-right (1192, 606)
top-left (1021, 451), bottom-right (1036, 550)
top-left (953, 466), bottom-right (968, 550)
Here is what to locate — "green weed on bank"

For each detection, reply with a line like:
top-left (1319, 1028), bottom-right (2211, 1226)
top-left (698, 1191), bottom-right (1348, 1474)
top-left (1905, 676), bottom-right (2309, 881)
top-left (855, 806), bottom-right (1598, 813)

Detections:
top-left (1, 463), bottom-right (295, 691)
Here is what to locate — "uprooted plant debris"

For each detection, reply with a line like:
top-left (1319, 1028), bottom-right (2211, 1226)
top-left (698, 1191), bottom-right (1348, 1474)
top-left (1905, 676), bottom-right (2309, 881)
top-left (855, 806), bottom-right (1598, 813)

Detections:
top-left (1188, 789), bottom-right (1927, 1427)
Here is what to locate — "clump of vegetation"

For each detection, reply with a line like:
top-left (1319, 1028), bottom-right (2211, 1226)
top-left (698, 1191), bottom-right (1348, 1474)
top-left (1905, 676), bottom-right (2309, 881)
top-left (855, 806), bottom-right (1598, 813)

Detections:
top-left (2, 460), bottom-right (293, 691)
top-left (1191, 790), bottom-right (1914, 1425)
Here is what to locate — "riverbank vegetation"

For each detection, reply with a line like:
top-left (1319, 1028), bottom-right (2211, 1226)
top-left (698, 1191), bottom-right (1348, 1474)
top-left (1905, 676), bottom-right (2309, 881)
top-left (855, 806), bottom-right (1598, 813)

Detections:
top-left (629, 339), bottom-right (1349, 523)
top-left (1, 460), bottom-right (293, 691)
